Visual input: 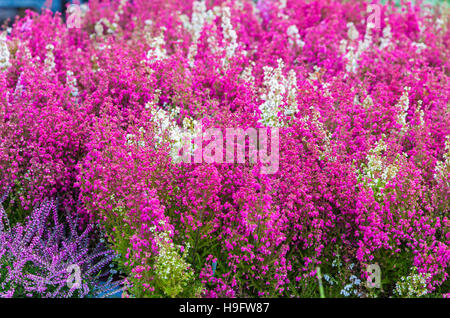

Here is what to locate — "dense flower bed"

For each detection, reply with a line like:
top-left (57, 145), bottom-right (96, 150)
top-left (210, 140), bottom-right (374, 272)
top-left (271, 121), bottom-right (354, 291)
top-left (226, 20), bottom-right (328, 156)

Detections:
top-left (0, 0), bottom-right (449, 298)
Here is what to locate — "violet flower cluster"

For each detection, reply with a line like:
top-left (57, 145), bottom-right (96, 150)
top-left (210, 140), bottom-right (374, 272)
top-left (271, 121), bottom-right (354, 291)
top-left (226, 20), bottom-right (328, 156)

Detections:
top-left (0, 190), bottom-right (115, 298)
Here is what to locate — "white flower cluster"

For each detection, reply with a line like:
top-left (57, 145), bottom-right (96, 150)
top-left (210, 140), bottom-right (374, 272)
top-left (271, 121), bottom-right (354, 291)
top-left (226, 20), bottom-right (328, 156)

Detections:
top-left (362, 136), bottom-right (406, 191)
top-left (92, 0), bottom-right (126, 38)
top-left (343, 22), bottom-right (375, 74)
top-left (360, 20), bottom-right (375, 52)
top-left (94, 18), bottom-right (118, 38)
top-left (44, 44), bottom-right (56, 71)
top-left (415, 100), bottom-right (425, 127)
top-left (146, 100), bottom-right (200, 161)
top-left (146, 27), bottom-right (167, 62)
top-left (342, 23), bottom-right (359, 73)
top-left (240, 61), bottom-right (255, 83)
top-left (149, 223), bottom-right (195, 297)
top-left (91, 0), bottom-right (125, 37)
top-left (434, 135), bottom-right (450, 184)
top-left (347, 22), bottom-right (359, 41)
top-left (307, 65), bottom-right (322, 91)
top-left (396, 86), bottom-right (411, 135)
top-left (411, 41), bottom-right (427, 54)
top-left (0, 32), bottom-right (10, 71)
top-left (66, 70), bottom-right (79, 98)
top-left (339, 39), bottom-right (348, 56)
top-left (184, 1), bottom-right (217, 67)
top-left (286, 25), bottom-right (305, 48)
top-left (276, 0), bottom-right (289, 20)
top-left (394, 267), bottom-right (431, 298)
top-left (259, 59), bottom-right (298, 127)
top-left (183, 1), bottom-right (240, 67)
top-left (379, 24), bottom-right (392, 50)
top-left (126, 127), bottom-right (146, 148)
top-left (221, 6), bottom-right (238, 66)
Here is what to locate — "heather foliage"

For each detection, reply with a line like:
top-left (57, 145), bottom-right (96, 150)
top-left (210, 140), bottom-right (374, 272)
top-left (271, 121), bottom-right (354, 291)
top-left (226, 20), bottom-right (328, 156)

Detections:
top-left (0, 0), bottom-right (449, 298)
top-left (0, 191), bottom-right (115, 298)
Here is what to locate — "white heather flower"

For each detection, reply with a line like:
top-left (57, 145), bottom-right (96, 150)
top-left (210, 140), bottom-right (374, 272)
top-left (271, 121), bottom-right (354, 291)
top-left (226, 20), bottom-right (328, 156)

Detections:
top-left (145, 89), bottom-right (161, 110)
top-left (0, 33), bottom-right (11, 71)
top-left (94, 20), bottom-right (104, 37)
top-left (80, 3), bottom-right (89, 15)
top-left (418, 21), bottom-right (426, 34)
top-left (179, 14), bottom-right (191, 31)
top-left (44, 44), bottom-right (56, 71)
top-left (260, 61), bottom-right (285, 127)
top-left (240, 61), bottom-right (255, 83)
top-left (98, 18), bottom-right (117, 34)
top-left (347, 22), bottom-right (359, 41)
top-left (415, 100), bottom-right (425, 127)
top-left (66, 71), bottom-right (79, 97)
top-left (379, 24), bottom-right (392, 50)
top-left (362, 136), bottom-right (406, 192)
top-left (343, 23), bottom-right (360, 73)
top-left (221, 6), bottom-right (238, 65)
top-left (147, 101), bottom-right (199, 161)
top-left (126, 133), bottom-right (136, 145)
top-left (126, 128), bottom-right (146, 148)
top-left (146, 28), bottom-right (167, 62)
top-left (339, 39), bottom-right (348, 55)
top-left (153, 228), bottom-right (194, 297)
top-left (434, 135), bottom-right (450, 184)
top-left (344, 22), bottom-right (374, 74)
top-left (191, 0), bottom-right (207, 40)
top-left (396, 87), bottom-right (411, 135)
top-left (185, 2), bottom-right (226, 67)
top-left (436, 17), bottom-right (445, 31)
top-left (359, 21), bottom-right (374, 52)
top-left (307, 65), bottom-right (320, 90)
top-left (411, 42), bottom-right (427, 53)
top-left (284, 70), bottom-right (298, 115)
top-left (287, 25), bottom-right (305, 48)
top-left (259, 59), bottom-right (298, 127)
top-left (277, 0), bottom-right (289, 19)
top-left (344, 46), bottom-right (358, 73)
top-left (187, 0), bottom-right (208, 67)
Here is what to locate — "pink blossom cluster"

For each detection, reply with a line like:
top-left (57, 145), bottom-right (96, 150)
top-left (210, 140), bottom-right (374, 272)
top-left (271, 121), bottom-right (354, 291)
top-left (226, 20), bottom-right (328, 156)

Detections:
top-left (0, 0), bottom-right (448, 297)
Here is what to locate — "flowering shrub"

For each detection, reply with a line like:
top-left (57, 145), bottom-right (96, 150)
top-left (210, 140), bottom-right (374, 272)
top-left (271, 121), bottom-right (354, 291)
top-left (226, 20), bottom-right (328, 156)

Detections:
top-left (0, 190), bottom-right (116, 298)
top-left (0, 0), bottom-right (449, 297)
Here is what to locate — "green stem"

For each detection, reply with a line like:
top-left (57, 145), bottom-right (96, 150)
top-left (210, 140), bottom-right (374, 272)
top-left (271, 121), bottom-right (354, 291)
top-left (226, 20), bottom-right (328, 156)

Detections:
top-left (316, 266), bottom-right (326, 298)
